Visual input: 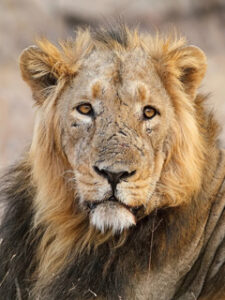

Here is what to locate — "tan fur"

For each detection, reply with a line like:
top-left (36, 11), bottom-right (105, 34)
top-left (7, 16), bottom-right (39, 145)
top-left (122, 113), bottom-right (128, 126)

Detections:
top-left (19, 27), bottom-right (220, 295)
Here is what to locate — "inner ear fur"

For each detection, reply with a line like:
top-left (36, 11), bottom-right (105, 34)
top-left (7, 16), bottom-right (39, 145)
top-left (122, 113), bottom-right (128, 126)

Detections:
top-left (168, 46), bottom-right (207, 99)
top-left (20, 44), bottom-right (61, 104)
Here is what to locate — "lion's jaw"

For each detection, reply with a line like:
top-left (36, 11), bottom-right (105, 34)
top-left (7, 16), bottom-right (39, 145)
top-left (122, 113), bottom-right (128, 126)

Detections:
top-left (89, 201), bottom-right (136, 233)
top-left (71, 133), bottom-right (165, 233)
top-left (77, 167), bottom-right (162, 234)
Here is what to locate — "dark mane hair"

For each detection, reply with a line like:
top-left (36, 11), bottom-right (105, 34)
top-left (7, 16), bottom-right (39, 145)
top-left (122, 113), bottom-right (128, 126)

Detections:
top-left (92, 23), bottom-right (128, 48)
top-left (0, 161), bottom-right (37, 299)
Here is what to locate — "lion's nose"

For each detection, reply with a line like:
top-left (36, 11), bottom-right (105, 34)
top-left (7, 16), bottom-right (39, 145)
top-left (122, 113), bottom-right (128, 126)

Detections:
top-left (93, 166), bottom-right (136, 189)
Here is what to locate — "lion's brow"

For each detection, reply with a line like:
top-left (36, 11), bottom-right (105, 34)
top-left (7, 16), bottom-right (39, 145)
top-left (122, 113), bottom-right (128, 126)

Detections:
top-left (91, 81), bottom-right (102, 98)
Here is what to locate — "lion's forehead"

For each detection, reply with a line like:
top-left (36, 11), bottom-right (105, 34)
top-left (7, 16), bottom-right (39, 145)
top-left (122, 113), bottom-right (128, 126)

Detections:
top-left (82, 47), bottom-right (150, 73)
top-left (67, 48), bottom-right (167, 107)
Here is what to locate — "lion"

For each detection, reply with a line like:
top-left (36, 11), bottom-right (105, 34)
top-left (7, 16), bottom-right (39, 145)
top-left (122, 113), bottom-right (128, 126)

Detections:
top-left (0, 25), bottom-right (225, 300)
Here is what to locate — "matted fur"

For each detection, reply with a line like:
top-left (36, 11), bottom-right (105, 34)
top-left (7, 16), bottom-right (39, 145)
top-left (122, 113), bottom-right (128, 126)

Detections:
top-left (0, 26), bottom-right (225, 300)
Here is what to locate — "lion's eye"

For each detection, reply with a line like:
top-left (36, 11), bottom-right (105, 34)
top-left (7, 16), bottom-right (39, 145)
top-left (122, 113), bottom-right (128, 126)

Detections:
top-left (143, 106), bottom-right (158, 120)
top-left (76, 103), bottom-right (93, 116)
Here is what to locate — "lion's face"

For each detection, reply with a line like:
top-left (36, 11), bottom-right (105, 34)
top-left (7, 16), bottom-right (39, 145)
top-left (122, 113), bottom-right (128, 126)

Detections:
top-left (58, 49), bottom-right (173, 232)
top-left (20, 28), bottom-right (207, 237)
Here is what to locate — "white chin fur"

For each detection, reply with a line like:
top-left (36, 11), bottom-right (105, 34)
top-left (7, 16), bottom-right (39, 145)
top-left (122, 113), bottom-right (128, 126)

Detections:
top-left (90, 202), bottom-right (136, 233)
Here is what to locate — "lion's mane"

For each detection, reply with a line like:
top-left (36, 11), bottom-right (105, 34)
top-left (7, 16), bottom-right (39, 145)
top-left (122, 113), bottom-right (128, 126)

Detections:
top-left (0, 26), bottom-right (224, 300)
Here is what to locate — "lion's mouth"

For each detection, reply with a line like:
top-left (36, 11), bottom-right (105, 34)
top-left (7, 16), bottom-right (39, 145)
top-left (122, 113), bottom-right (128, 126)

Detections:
top-left (85, 196), bottom-right (143, 216)
top-left (84, 196), bottom-right (144, 233)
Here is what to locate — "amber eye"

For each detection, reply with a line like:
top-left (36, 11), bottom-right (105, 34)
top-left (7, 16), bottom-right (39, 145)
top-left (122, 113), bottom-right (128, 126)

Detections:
top-left (143, 105), bottom-right (158, 120)
top-left (76, 103), bottom-right (93, 116)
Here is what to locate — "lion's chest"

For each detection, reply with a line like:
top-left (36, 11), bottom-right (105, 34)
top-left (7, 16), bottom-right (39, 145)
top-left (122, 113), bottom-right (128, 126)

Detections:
top-left (125, 237), bottom-right (205, 300)
top-left (127, 265), bottom-right (190, 300)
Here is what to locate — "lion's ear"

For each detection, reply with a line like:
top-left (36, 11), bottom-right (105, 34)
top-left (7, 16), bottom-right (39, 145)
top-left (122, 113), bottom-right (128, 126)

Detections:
top-left (20, 44), bottom-right (61, 104)
top-left (173, 46), bottom-right (207, 99)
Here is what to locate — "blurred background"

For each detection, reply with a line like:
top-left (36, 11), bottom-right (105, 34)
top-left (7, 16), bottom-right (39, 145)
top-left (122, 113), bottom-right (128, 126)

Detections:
top-left (0, 0), bottom-right (225, 170)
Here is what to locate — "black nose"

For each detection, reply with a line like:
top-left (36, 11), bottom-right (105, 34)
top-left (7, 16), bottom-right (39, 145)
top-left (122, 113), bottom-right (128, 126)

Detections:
top-left (93, 166), bottom-right (136, 189)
